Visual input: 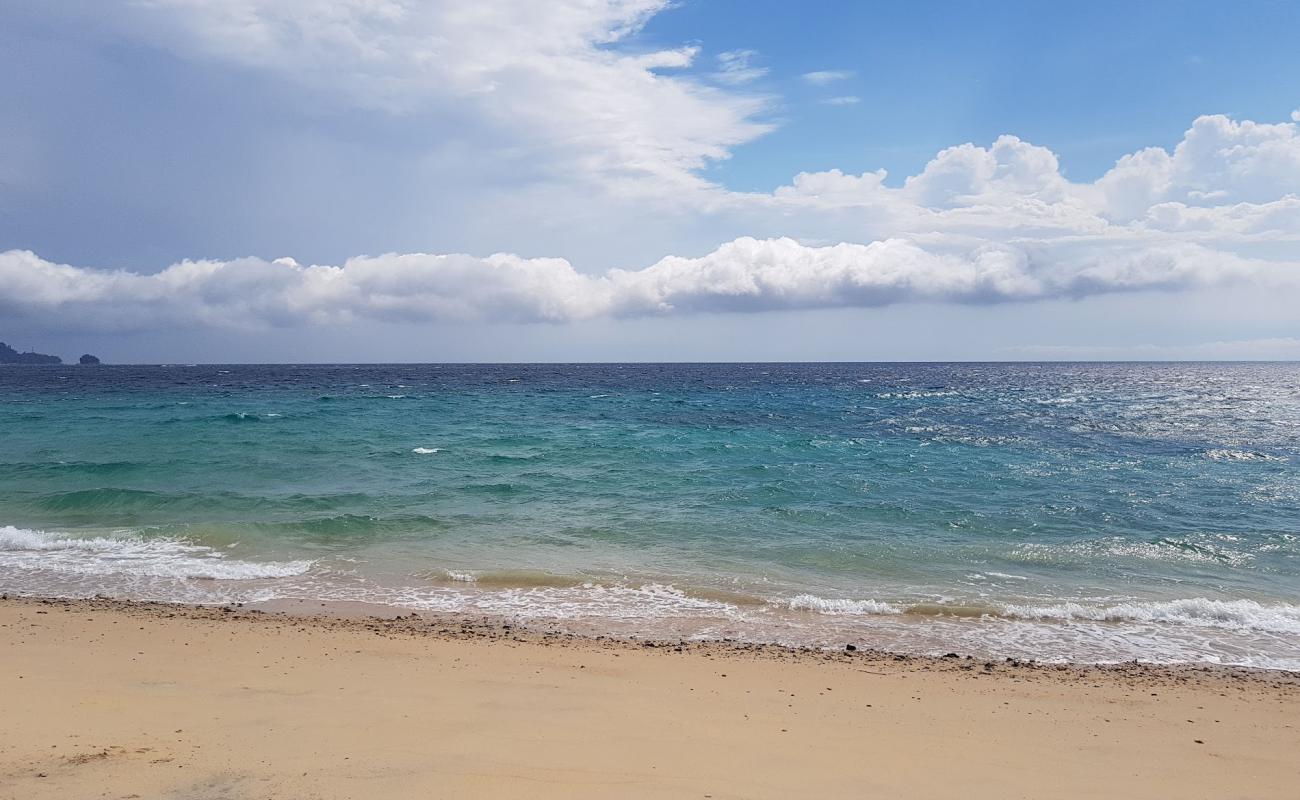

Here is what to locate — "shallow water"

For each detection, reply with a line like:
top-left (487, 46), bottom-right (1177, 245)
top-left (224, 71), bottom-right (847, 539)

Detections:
top-left (2, 362), bottom-right (1297, 667)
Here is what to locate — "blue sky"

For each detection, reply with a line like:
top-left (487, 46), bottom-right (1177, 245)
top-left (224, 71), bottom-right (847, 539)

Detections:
top-left (636, 0), bottom-right (1300, 189)
top-left (1, 0), bottom-right (1298, 362)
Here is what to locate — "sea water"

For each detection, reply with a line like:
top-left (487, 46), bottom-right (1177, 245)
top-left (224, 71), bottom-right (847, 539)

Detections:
top-left (1, 362), bottom-right (1297, 668)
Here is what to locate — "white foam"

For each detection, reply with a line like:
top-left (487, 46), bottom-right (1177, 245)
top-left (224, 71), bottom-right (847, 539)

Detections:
top-left (787, 594), bottom-right (903, 615)
top-left (1000, 597), bottom-right (1300, 635)
top-left (0, 525), bottom-right (312, 581)
top-left (6, 542), bottom-right (1296, 669)
top-left (360, 581), bottom-right (742, 622)
top-left (412, 447), bottom-right (441, 454)
top-left (1205, 449), bottom-right (1287, 462)
top-left (985, 571), bottom-right (1028, 581)
top-left (876, 390), bottom-right (958, 399)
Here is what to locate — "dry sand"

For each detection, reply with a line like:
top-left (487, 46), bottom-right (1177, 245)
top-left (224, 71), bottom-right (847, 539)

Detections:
top-left (1, 596), bottom-right (1297, 799)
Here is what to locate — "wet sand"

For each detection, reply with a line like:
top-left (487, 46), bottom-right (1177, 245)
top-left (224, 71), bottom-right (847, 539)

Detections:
top-left (2, 596), bottom-right (1297, 799)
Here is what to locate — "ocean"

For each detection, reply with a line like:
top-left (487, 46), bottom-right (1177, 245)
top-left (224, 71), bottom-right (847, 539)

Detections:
top-left (1, 362), bottom-right (1297, 668)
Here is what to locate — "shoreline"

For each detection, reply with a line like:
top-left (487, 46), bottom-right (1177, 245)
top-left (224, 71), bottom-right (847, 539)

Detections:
top-left (11, 590), bottom-right (1300, 678)
top-left (4, 594), bottom-right (1299, 799)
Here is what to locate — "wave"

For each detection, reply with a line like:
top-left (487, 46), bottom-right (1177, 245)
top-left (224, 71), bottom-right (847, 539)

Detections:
top-left (1001, 598), bottom-right (1300, 635)
top-left (412, 447), bottom-right (441, 454)
top-left (486, 451), bottom-right (545, 462)
top-left (0, 525), bottom-right (311, 581)
top-left (1205, 449), bottom-right (1288, 462)
top-left (1007, 535), bottom-right (1259, 567)
top-left (781, 592), bottom-right (1300, 635)
top-left (426, 569), bottom-right (581, 589)
top-left (35, 487), bottom-right (192, 512)
top-left (345, 581), bottom-right (743, 622)
top-left (31, 487), bottom-right (268, 515)
top-left (2, 538), bottom-right (1296, 666)
top-left (875, 390), bottom-right (959, 399)
top-left (787, 594), bottom-right (902, 615)
top-left (246, 514), bottom-right (453, 540)
top-left (0, 461), bottom-right (149, 478)
top-left (464, 582), bottom-right (742, 620)
top-left (985, 571), bottom-right (1029, 581)
top-left (31, 489), bottom-right (409, 519)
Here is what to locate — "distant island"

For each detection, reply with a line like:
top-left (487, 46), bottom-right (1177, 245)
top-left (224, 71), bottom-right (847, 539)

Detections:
top-left (79, 354), bottom-right (101, 365)
top-left (0, 342), bottom-right (61, 365)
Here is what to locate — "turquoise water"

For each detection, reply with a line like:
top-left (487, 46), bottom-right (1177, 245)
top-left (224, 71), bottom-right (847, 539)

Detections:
top-left (2, 363), bottom-right (1298, 667)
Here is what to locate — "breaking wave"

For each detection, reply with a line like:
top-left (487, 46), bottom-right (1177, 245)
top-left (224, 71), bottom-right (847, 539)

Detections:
top-left (1000, 597), bottom-right (1300, 635)
top-left (0, 525), bottom-right (312, 581)
top-left (774, 591), bottom-right (1300, 636)
top-left (787, 594), bottom-right (902, 615)
top-left (1204, 449), bottom-right (1287, 462)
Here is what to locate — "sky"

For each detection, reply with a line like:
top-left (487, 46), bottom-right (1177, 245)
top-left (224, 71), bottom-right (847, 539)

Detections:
top-left (1, 0), bottom-right (1298, 363)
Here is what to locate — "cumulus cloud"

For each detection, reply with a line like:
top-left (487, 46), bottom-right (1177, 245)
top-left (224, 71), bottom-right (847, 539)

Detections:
top-left (6, 100), bottom-right (1300, 335)
top-left (763, 112), bottom-right (1300, 254)
top-left (4, 0), bottom-right (1300, 343)
top-left (1095, 114), bottom-right (1300, 219)
top-left (19, 2), bottom-right (1297, 244)
top-left (2, 235), bottom-right (1289, 332)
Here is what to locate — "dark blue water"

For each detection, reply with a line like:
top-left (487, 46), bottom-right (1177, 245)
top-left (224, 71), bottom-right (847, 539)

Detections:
top-left (2, 363), bottom-right (1298, 666)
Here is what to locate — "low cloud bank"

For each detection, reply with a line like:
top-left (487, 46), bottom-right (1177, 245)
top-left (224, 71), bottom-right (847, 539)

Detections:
top-left (0, 236), bottom-right (1287, 332)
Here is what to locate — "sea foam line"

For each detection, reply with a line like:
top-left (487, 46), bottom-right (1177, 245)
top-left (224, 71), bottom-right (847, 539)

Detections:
top-left (787, 594), bottom-right (903, 615)
top-left (1204, 449), bottom-right (1288, 462)
top-left (1000, 598), bottom-right (1300, 634)
top-left (782, 591), bottom-right (1300, 634)
top-left (0, 525), bottom-right (312, 581)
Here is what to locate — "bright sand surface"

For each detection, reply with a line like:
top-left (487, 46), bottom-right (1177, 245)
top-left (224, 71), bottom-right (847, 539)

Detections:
top-left (2, 597), bottom-right (1297, 800)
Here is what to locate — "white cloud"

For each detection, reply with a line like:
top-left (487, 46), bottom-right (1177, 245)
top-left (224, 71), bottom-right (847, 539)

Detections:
top-left (1094, 114), bottom-right (1300, 220)
top-left (2, 234), bottom-right (1290, 332)
top-left (821, 96), bottom-right (860, 106)
top-left (713, 49), bottom-right (767, 85)
top-left (5, 0), bottom-right (1300, 343)
top-left (1141, 196), bottom-right (1300, 237)
top-left (82, 0), bottom-right (772, 197)
top-left (29, 3), bottom-right (1299, 248)
top-left (901, 135), bottom-right (1071, 208)
top-left (802, 70), bottom-right (853, 85)
top-left (762, 112), bottom-right (1300, 255)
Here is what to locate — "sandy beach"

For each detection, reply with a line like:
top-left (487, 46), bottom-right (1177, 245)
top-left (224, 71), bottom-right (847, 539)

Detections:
top-left (1, 597), bottom-right (1296, 799)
